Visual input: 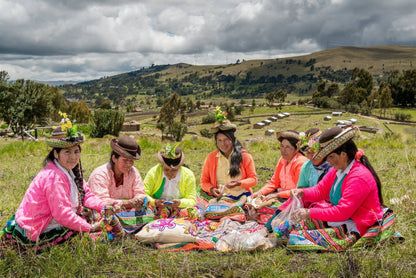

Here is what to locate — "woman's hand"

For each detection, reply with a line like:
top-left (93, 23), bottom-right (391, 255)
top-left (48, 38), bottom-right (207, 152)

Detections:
top-left (90, 219), bottom-right (104, 232)
top-left (263, 192), bottom-right (279, 202)
top-left (251, 191), bottom-right (262, 199)
top-left (170, 199), bottom-right (181, 209)
top-left (155, 199), bottom-right (168, 210)
top-left (210, 187), bottom-right (222, 198)
top-left (131, 197), bottom-right (145, 209)
top-left (226, 180), bottom-right (241, 188)
top-left (290, 189), bottom-right (304, 199)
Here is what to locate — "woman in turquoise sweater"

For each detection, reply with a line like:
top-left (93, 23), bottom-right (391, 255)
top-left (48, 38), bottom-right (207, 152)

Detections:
top-left (143, 144), bottom-right (197, 219)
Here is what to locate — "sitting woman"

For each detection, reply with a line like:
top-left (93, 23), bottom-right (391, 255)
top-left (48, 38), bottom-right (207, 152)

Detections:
top-left (200, 108), bottom-right (257, 203)
top-left (285, 126), bottom-right (388, 251)
top-left (264, 128), bottom-right (331, 230)
top-left (87, 135), bottom-right (150, 233)
top-left (1, 123), bottom-right (107, 250)
top-left (143, 144), bottom-right (197, 219)
top-left (252, 130), bottom-right (307, 202)
top-left (296, 128), bottom-right (332, 189)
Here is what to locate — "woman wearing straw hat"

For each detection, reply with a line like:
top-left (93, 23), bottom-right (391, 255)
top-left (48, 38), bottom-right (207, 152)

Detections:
top-left (1, 115), bottom-right (107, 249)
top-left (200, 107), bottom-right (257, 202)
top-left (143, 143), bottom-right (197, 219)
top-left (290, 126), bottom-right (384, 238)
top-left (252, 130), bottom-right (308, 202)
top-left (87, 136), bottom-right (147, 211)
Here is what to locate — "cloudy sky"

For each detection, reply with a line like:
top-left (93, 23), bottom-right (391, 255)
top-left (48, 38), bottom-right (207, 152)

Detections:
top-left (1, 0), bottom-right (416, 82)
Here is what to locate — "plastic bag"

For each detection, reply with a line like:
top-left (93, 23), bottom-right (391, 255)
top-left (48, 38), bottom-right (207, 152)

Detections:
top-left (214, 229), bottom-right (275, 252)
top-left (270, 193), bottom-right (303, 237)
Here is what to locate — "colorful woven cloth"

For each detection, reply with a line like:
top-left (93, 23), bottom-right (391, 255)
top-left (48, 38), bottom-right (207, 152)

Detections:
top-left (286, 208), bottom-right (403, 251)
top-left (1, 215), bottom-right (80, 252)
top-left (196, 187), bottom-right (246, 222)
top-left (116, 208), bottom-right (155, 234)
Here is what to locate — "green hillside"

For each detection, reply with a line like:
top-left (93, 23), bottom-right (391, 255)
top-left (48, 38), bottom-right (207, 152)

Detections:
top-left (60, 45), bottom-right (416, 106)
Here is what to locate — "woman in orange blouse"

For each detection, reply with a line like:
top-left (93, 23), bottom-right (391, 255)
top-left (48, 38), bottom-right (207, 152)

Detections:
top-left (252, 130), bottom-right (307, 202)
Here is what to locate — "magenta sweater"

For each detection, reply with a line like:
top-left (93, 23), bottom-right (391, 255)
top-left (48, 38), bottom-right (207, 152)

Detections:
top-left (303, 160), bottom-right (383, 235)
top-left (15, 161), bottom-right (106, 241)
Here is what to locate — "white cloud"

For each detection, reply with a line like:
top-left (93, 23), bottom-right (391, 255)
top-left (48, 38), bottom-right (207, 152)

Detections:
top-left (1, 0), bottom-right (416, 81)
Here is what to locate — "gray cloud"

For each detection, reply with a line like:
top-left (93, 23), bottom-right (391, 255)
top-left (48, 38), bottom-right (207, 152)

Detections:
top-left (1, 0), bottom-right (416, 81)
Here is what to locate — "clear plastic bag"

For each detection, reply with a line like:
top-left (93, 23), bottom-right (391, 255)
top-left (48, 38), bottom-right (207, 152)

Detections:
top-left (270, 193), bottom-right (303, 237)
top-left (214, 229), bottom-right (275, 252)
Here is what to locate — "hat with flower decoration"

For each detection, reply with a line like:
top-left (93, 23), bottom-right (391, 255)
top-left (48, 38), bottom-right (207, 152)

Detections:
top-left (210, 106), bottom-right (237, 133)
top-left (157, 142), bottom-right (184, 169)
top-left (312, 126), bottom-right (359, 160)
top-left (297, 128), bottom-right (322, 152)
top-left (46, 112), bottom-right (84, 148)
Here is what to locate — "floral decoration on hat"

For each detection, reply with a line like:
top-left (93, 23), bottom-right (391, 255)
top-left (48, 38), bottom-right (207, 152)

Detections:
top-left (297, 128), bottom-right (322, 152)
top-left (46, 111), bottom-right (84, 148)
top-left (210, 106), bottom-right (237, 133)
top-left (157, 143), bottom-right (184, 168)
top-left (161, 143), bottom-right (181, 159)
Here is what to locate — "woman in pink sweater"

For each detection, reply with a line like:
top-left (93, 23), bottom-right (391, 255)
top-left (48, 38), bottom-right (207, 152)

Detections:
top-left (291, 126), bottom-right (384, 237)
top-left (2, 123), bottom-right (107, 249)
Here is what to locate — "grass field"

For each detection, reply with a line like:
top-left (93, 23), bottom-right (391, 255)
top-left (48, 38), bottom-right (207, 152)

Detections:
top-left (1, 107), bottom-right (416, 277)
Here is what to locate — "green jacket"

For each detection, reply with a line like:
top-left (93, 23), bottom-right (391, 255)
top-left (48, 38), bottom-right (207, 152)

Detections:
top-left (143, 164), bottom-right (196, 208)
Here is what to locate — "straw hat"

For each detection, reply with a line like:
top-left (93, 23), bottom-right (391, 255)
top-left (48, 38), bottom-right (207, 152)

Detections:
top-left (46, 126), bottom-right (84, 149)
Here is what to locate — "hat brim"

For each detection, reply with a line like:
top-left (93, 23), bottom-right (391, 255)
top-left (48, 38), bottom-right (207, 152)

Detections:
top-left (313, 127), bottom-right (357, 160)
top-left (210, 122), bottom-right (237, 133)
top-left (157, 151), bottom-right (184, 169)
top-left (46, 137), bottom-right (84, 149)
top-left (110, 138), bottom-right (141, 160)
top-left (276, 131), bottom-right (299, 142)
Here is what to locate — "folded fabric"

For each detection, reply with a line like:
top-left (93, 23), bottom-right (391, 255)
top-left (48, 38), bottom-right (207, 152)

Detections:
top-left (135, 218), bottom-right (198, 243)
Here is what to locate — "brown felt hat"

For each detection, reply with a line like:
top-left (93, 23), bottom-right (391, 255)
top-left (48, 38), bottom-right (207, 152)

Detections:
top-left (110, 136), bottom-right (141, 160)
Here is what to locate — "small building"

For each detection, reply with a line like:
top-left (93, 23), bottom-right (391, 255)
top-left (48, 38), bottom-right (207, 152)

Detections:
top-left (277, 113), bottom-right (285, 119)
top-left (253, 122), bottom-right (266, 129)
top-left (283, 112), bottom-right (290, 117)
top-left (269, 116), bottom-right (278, 122)
top-left (122, 121), bottom-right (141, 132)
top-left (265, 129), bottom-right (275, 136)
top-left (349, 118), bottom-right (357, 124)
top-left (324, 116), bottom-right (332, 121)
top-left (262, 119), bottom-right (272, 126)
top-left (332, 111), bottom-right (343, 117)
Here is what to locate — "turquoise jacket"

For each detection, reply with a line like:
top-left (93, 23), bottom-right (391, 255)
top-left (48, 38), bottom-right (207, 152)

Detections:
top-left (143, 164), bottom-right (196, 208)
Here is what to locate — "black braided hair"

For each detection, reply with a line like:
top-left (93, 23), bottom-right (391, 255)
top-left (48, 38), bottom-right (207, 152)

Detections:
top-left (332, 140), bottom-right (384, 206)
top-left (215, 130), bottom-right (243, 178)
top-left (72, 160), bottom-right (85, 207)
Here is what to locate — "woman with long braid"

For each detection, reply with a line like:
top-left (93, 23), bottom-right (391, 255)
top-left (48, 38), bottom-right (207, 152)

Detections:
top-left (1, 116), bottom-right (107, 250)
top-left (200, 107), bottom-right (257, 202)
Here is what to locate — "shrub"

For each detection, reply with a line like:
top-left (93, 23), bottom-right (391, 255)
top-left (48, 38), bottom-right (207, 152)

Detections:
top-left (90, 109), bottom-right (125, 138)
top-left (200, 128), bottom-right (213, 138)
top-left (394, 112), bottom-right (412, 121)
top-left (171, 122), bottom-right (188, 141)
top-left (201, 113), bottom-right (216, 124)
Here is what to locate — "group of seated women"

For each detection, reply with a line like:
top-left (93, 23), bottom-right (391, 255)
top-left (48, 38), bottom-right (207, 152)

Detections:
top-left (1, 108), bottom-right (389, 251)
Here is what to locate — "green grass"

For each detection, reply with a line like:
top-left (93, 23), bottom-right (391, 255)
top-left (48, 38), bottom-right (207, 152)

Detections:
top-left (1, 108), bottom-right (416, 277)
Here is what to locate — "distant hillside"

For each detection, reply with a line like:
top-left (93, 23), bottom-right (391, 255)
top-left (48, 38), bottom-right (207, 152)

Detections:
top-left (60, 45), bottom-right (416, 106)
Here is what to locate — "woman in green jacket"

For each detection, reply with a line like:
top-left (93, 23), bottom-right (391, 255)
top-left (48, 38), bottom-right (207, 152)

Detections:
top-left (143, 144), bottom-right (197, 219)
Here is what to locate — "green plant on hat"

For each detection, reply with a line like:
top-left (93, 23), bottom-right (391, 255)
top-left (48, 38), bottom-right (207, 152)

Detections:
top-left (162, 142), bottom-right (180, 159)
top-left (53, 111), bottom-right (80, 139)
top-left (213, 106), bottom-right (228, 124)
